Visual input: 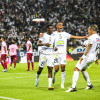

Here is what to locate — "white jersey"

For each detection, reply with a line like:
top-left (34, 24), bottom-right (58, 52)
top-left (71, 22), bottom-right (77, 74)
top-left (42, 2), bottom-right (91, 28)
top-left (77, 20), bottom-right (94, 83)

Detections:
top-left (39, 33), bottom-right (55, 54)
top-left (86, 34), bottom-right (100, 61)
top-left (53, 31), bottom-right (71, 53)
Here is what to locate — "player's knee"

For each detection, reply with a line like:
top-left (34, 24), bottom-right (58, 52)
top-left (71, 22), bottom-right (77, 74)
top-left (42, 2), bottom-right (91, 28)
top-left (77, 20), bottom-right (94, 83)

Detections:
top-left (48, 67), bottom-right (52, 73)
top-left (74, 67), bottom-right (79, 71)
top-left (37, 67), bottom-right (43, 74)
top-left (61, 65), bottom-right (65, 72)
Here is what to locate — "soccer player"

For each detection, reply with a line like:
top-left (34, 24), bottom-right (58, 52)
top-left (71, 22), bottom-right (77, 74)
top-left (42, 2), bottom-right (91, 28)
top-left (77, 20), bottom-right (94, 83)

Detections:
top-left (0, 37), bottom-right (8, 72)
top-left (52, 22), bottom-right (88, 88)
top-left (35, 24), bottom-right (57, 90)
top-left (65, 24), bottom-right (100, 92)
top-left (25, 36), bottom-right (34, 71)
top-left (8, 39), bottom-right (18, 69)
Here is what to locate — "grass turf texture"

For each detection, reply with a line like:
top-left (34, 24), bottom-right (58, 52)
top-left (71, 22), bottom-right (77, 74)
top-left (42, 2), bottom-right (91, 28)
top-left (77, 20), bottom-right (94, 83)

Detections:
top-left (0, 61), bottom-right (100, 100)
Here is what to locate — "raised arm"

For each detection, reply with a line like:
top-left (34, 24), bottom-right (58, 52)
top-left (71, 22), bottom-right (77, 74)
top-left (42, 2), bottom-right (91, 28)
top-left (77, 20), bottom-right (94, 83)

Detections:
top-left (70, 35), bottom-right (87, 39)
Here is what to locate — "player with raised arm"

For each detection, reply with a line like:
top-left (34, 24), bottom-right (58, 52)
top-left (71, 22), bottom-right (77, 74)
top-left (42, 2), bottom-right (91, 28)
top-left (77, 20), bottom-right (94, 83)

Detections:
top-left (8, 39), bottom-right (18, 70)
top-left (25, 36), bottom-right (34, 71)
top-left (65, 24), bottom-right (100, 92)
top-left (52, 22), bottom-right (88, 88)
top-left (35, 24), bottom-right (57, 90)
top-left (0, 37), bottom-right (8, 72)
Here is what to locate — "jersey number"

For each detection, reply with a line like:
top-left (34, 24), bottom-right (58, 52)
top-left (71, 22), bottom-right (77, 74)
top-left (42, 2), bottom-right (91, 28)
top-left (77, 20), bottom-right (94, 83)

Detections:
top-left (96, 43), bottom-right (100, 51)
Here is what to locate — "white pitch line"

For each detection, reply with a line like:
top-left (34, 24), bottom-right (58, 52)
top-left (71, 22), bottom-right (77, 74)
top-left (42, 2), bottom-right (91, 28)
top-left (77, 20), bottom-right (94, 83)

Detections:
top-left (0, 96), bottom-right (21, 100)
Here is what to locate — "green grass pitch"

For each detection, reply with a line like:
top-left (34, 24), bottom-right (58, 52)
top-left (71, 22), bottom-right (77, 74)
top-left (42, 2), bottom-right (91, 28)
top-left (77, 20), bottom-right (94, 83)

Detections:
top-left (0, 61), bottom-right (100, 100)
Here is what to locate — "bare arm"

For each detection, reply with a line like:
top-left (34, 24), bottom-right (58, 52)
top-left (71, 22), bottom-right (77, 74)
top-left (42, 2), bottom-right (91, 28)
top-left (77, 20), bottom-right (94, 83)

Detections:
top-left (4, 46), bottom-right (7, 54)
top-left (79, 43), bottom-right (92, 64)
top-left (37, 33), bottom-right (50, 47)
top-left (84, 43), bottom-right (92, 56)
top-left (27, 44), bottom-right (31, 52)
top-left (70, 35), bottom-right (87, 39)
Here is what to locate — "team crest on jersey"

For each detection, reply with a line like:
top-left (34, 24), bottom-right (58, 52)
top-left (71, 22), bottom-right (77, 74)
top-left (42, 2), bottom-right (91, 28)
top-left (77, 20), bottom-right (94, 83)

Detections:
top-left (49, 37), bottom-right (51, 42)
top-left (64, 60), bottom-right (66, 63)
top-left (59, 34), bottom-right (62, 39)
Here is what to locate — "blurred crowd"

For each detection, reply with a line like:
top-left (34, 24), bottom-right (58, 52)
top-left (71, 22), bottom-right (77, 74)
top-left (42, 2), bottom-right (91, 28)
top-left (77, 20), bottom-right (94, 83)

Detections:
top-left (0, 0), bottom-right (100, 50)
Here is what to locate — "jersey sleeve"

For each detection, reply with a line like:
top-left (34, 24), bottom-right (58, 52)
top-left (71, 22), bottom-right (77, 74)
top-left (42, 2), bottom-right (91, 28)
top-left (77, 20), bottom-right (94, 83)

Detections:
top-left (3, 42), bottom-right (6, 47)
top-left (88, 36), bottom-right (94, 44)
top-left (66, 32), bottom-right (71, 39)
top-left (39, 34), bottom-right (44, 41)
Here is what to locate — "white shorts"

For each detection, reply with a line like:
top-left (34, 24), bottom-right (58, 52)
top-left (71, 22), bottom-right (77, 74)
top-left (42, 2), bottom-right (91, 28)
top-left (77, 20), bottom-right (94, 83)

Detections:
top-left (75, 58), bottom-right (94, 71)
top-left (54, 54), bottom-right (66, 65)
top-left (39, 53), bottom-right (54, 68)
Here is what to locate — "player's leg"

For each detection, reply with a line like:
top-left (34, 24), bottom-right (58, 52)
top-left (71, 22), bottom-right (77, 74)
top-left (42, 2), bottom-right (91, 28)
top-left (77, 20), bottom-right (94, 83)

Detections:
top-left (61, 64), bottom-right (66, 88)
top-left (48, 66), bottom-right (54, 90)
top-left (14, 55), bottom-right (17, 69)
top-left (30, 54), bottom-right (34, 70)
top-left (10, 56), bottom-right (13, 68)
top-left (47, 55), bottom-right (54, 90)
top-left (65, 67), bottom-right (79, 92)
top-left (60, 54), bottom-right (66, 88)
top-left (35, 53), bottom-right (46, 87)
top-left (4, 54), bottom-right (8, 72)
top-left (81, 61), bottom-right (93, 89)
top-left (65, 59), bottom-right (87, 92)
top-left (52, 57), bottom-right (59, 84)
top-left (1, 54), bottom-right (5, 69)
top-left (27, 53), bottom-right (30, 71)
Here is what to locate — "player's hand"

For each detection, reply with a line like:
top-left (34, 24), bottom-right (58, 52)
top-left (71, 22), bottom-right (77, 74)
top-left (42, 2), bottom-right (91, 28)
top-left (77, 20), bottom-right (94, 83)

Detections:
top-left (85, 35), bottom-right (90, 39)
top-left (54, 47), bottom-right (58, 51)
top-left (95, 60), bottom-right (99, 65)
top-left (79, 57), bottom-right (83, 64)
top-left (44, 43), bottom-right (51, 47)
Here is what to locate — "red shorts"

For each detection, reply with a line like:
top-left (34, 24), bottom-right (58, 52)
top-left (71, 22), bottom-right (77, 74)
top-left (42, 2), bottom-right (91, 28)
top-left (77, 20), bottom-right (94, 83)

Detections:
top-left (11, 55), bottom-right (17, 61)
top-left (27, 53), bottom-right (32, 61)
top-left (1, 54), bottom-right (6, 60)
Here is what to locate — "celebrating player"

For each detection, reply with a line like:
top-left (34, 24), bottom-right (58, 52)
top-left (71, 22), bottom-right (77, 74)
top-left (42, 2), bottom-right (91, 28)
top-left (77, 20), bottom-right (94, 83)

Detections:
top-left (65, 24), bottom-right (100, 92)
top-left (52, 22), bottom-right (88, 88)
top-left (25, 36), bottom-right (34, 71)
top-left (35, 24), bottom-right (57, 90)
top-left (8, 39), bottom-right (18, 69)
top-left (0, 37), bottom-right (8, 72)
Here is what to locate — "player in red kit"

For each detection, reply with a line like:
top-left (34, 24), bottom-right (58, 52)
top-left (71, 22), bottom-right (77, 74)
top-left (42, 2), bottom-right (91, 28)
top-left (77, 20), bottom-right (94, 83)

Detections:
top-left (0, 37), bottom-right (8, 72)
top-left (8, 39), bottom-right (18, 70)
top-left (25, 36), bottom-right (34, 71)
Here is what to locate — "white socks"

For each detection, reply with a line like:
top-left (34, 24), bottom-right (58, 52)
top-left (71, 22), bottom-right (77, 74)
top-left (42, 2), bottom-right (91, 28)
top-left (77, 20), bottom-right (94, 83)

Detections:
top-left (82, 71), bottom-right (91, 86)
top-left (72, 71), bottom-right (79, 88)
top-left (48, 78), bottom-right (52, 87)
top-left (53, 70), bottom-right (56, 77)
top-left (61, 71), bottom-right (66, 85)
top-left (36, 74), bottom-right (40, 80)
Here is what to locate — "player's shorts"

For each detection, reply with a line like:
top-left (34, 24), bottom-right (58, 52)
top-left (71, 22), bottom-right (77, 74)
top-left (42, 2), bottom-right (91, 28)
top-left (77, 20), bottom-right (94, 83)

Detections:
top-left (11, 55), bottom-right (17, 61)
top-left (54, 54), bottom-right (66, 65)
top-left (27, 53), bottom-right (33, 61)
top-left (1, 54), bottom-right (6, 60)
top-left (39, 53), bottom-right (54, 68)
top-left (75, 58), bottom-right (94, 71)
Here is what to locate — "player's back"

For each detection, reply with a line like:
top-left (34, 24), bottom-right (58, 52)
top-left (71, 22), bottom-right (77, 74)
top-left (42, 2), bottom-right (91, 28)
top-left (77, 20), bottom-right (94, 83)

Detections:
top-left (9, 44), bottom-right (18, 56)
top-left (87, 34), bottom-right (100, 61)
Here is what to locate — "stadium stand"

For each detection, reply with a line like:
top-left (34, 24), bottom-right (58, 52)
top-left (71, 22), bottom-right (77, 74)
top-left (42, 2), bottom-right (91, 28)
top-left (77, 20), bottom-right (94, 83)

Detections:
top-left (0, 0), bottom-right (100, 50)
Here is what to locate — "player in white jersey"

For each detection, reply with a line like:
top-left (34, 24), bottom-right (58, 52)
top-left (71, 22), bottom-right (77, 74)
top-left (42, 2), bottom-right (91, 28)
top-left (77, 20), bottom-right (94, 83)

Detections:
top-left (52, 22), bottom-right (88, 88)
top-left (35, 24), bottom-right (57, 90)
top-left (66, 24), bottom-right (100, 92)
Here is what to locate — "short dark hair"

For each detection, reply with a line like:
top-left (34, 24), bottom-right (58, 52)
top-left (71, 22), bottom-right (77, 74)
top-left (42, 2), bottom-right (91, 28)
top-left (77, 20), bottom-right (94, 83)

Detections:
top-left (89, 24), bottom-right (98, 31)
top-left (25, 36), bottom-right (30, 39)
top-left (46, 24), bottom-right (53, 29)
